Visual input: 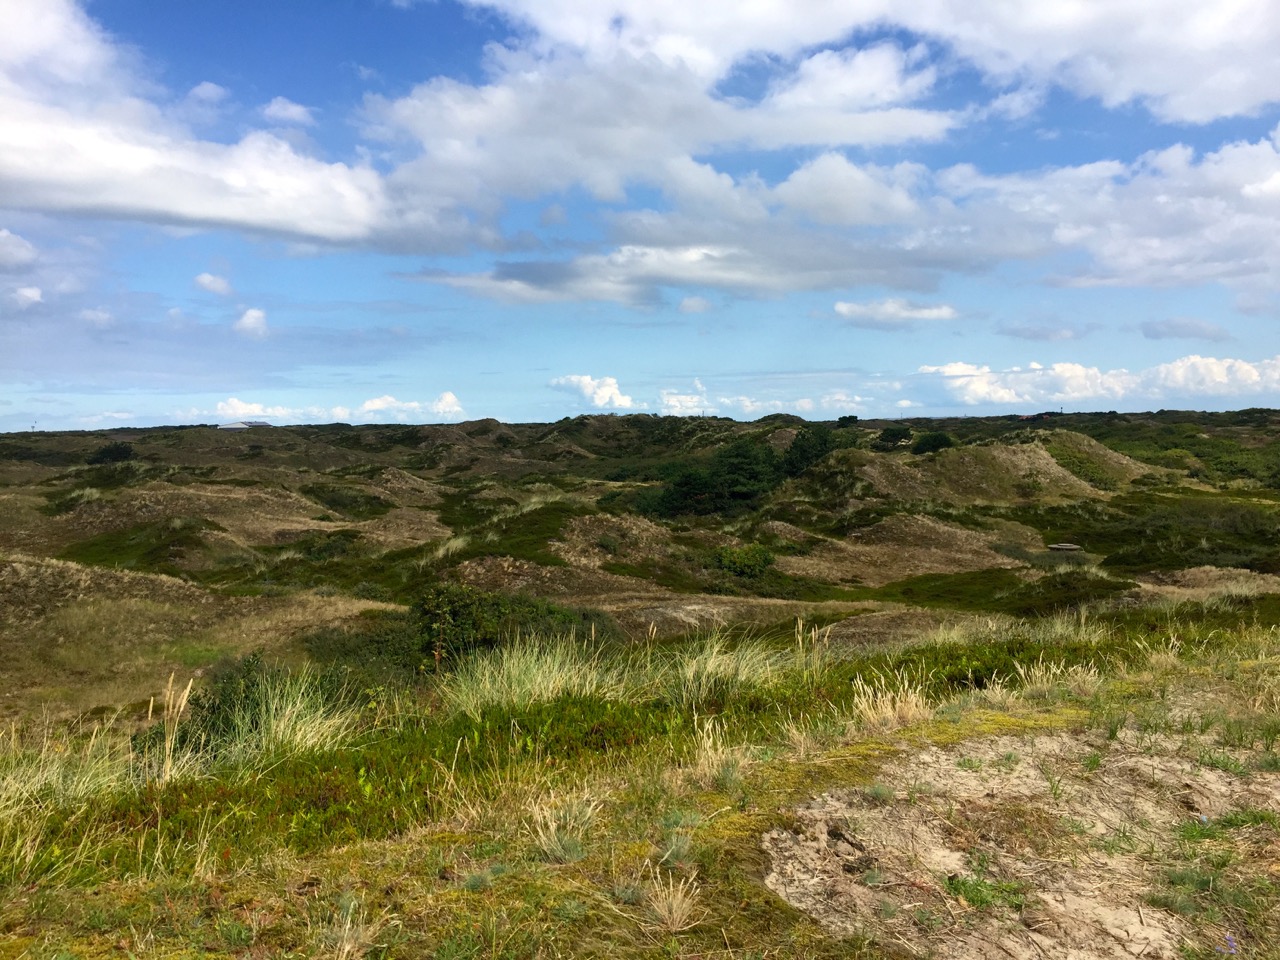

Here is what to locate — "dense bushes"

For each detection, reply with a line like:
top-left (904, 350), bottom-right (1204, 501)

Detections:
top-left (642, 427), bottom-right (835, 518)
top-left (86, 441), bottom-right (136, 464)
top-left (910, 431), bottom-right (954, 455)
top-left (712, 543), bottom-right (775, 578)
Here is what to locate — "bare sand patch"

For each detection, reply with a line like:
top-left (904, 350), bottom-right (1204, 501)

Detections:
top-left (765, 730), bottom-right (1279, 960)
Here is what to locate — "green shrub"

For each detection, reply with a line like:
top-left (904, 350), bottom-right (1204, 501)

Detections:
top-left (712, 544), bottom-right (775, 578)
top-left (86, 441), bottom-right (136, 464)
top-left (413, 583), bottom-right (620, 665)
top-left (910, 432), bottom-right (954, 455)
top-left (299, 483), bottom-right (393, 521)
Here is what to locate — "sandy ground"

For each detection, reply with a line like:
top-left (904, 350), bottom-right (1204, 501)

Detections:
top-left (764, 730), bottom-right (1280, 959)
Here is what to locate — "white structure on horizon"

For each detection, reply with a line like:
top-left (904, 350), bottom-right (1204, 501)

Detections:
top-left (217, 420), bottom-right (273, 431)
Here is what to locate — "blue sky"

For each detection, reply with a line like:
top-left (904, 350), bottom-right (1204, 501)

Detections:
top-left (3, 0), bottom-right (1280, 430)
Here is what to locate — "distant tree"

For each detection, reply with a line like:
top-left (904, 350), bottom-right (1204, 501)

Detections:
top-left (910, 431), bottom-right (954, 455)
top-left (86, 441), bottom-right (136, 464)
top-left (876, 425), bottom-right (913, 447)
top-left (836, 415), bottom-right (859, 428)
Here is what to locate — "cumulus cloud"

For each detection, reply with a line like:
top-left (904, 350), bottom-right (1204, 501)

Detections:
top-left (354, 392), bottom-right (464, 420)
top-left (195, 272), bottom-right (232, 295)
top-left (1141, 317), bottom-right (1231, 341)
top-left (429, 391), bottom-right (464, 417)
top-left (920, 353), bottom-right (1280, 406)
top-left (835, 298), bottom-right (958, 329)
top-left (820, 390), bottom-right (868, 412)
top-left (461, 0), bottom-right (1280, 122)
top-left (233, 308), bottom-right (268, 338)
top-left (659, 379), bottom-right (714, 415)
top-left (262, 96), bottom-right (315, 126)
top-left (0, 229), bottom-right (37, 270)
top-left (216, 397), bottom-right (292, 419)
top-left (551, 374), bottom-right (638, 409)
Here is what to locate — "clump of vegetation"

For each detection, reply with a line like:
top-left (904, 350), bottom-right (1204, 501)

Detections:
top-left (86, 441), bottom-right (136, 464)
top-left (300, 482), bottom-right (394, 521)
top-left (712, 543), bottom-right (775, 578)
top-left (910, 431), bottom-right (954, 455)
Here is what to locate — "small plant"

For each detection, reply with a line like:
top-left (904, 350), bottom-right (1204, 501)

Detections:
top-left (528, 792), bottom-right (602, 863)
top-left (645, 870), bottom-right (705, 933)
top-left (994, 751), bottom-right (1021, 772)
top-left (956, 756), bottom-right (983, 771)
top-left (1199, 749), bottom-right (1248, 776)
top-left (1082, 751), bottom-right (1103, 773)
top-left (864, 782), bottom-right (895, 806)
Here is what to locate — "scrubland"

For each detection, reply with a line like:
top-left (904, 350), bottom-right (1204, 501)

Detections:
top-left (1, 410), bottom-right (1279, 958)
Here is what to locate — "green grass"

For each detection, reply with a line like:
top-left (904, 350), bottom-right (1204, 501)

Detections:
top-left (57, 517), bottom-right (220, 575)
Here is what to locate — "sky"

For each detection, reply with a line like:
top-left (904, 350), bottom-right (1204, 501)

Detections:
top-left (3, 0), bottom-right (1280, 430)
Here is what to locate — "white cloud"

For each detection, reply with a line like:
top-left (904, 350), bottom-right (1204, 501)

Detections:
top-left (920, 353), bottom-right (1280, 406)
top-left (353, 392), bottom-right (464, 421)
top-left (551, 374), bottom-right (638, 409)
top-left (461, 0), bottom-right (1280, 122)
top-left (767, 43), bottom-right (936, 112)
top-left (233, 307), bottom-right (268, 338)
top-left (262, 96), bottom-right (315, 126)
top-left (659, 379), bottom-right (714, 415)
top-left (775, 154), bottom-right (922, 226)
top-left (216, 397), bottom-right (292, 419)
top-left (187, 81), bottom-right (228, 103)
top-left (195, 272), bottom-right (232, 295)
top-left (678, 295), bottom-right (711, 313)
top-left (834, 298), bottom-right (958, 329)
top-left (0, 228), bottom-right (37, 270)
top-left (78, 307), bottom-right (112, 327)
top-left (1141, 317), bottom-right (1231, 342)
top-left (78, 410), bottom-right (133, 423)
top-left (430, 391), bottom-right (464, 417)
top-left (718, 395), bottom-right (816, 415)
top-left (820, 390), bottom-right (868, 412)
top-left (11, 285), bottom-right (42, 308)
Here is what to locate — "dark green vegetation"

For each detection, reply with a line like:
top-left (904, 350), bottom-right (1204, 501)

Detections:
top-left (3, 409), bottom-right (1280, 959)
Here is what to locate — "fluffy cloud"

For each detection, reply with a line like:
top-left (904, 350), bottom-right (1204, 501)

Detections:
top-left (551, 374), bottom-right (638, 409)
top-left (216, 397), bottom-right (293, 419)
top-left (461, 0), bottom-right (1280, 122)
top-left (355, 392), bottom-right (465, 420)
top-left (429, 391), bottom-right (464, 417)
top-left (0, 229), bottom-right (37, 270)
top-left (659, 380), bottom-right (714, 415)
top-left (262, 96), bottom-right (315, 126)
top-left (0, 0), bottom-right (387, 244)
top-left (835, 298), bottom-right (958, 329)
top-left (195, 272), bottom-right (232, 295)
top-left (233, 308), bottom-right (268, 338)
top-left (1141, 317), bottom-right (1232, 341)
top-left (920, 353), bottom-right (1280, 406)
